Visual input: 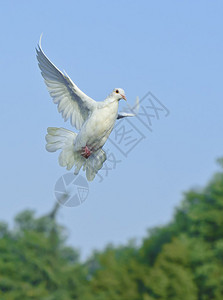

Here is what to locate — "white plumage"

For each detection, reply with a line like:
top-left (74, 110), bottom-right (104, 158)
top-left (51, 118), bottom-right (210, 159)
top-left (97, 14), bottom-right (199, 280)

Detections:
top-left (36, 36), bottom-right (138, 181)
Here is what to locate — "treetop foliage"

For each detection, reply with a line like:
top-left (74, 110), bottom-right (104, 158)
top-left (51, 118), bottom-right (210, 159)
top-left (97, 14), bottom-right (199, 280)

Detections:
top-left (1, 160), bottom-right (223, 299)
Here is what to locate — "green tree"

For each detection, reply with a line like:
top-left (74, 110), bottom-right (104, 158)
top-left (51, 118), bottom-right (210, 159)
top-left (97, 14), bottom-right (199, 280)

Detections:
top-left (145, 236), bottom-right (198, 300)
top-left (0, 205), bottom-right (84, 300)
top-left (1, 159), bottom-right (223, 299)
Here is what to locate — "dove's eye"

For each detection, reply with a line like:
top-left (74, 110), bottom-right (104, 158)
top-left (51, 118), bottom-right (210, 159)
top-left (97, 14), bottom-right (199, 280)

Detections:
top-left (115, 90), bottom-right (119, 93)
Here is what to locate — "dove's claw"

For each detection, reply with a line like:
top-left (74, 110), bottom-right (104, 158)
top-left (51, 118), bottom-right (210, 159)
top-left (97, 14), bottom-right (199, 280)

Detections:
top-left (81, 145), bottom-right (92, 159)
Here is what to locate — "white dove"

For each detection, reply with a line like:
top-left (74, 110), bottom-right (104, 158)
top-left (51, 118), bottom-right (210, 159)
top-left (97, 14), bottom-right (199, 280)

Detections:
top-left (36, 37), bottom-right (139, 181)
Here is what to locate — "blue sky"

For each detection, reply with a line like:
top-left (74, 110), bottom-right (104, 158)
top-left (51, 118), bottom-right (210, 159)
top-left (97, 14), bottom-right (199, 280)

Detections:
top-left (1, 1), bottom-right (223, 259)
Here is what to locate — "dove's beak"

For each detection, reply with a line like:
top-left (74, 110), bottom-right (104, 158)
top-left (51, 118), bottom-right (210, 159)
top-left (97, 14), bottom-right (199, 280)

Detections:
top-left (121, 94), bottom-right (127, 101)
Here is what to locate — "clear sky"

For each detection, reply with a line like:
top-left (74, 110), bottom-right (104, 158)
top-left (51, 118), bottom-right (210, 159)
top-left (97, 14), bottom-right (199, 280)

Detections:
top-left (1, 1), bottom-right (223, 259)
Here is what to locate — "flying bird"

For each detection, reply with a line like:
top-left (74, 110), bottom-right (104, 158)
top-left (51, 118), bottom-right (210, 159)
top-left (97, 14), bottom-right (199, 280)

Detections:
top-left (36, 36), bottom-right (139, 181)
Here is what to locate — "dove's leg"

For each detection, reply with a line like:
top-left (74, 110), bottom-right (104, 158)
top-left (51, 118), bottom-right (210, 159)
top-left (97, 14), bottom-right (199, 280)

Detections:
top-left (81, 145), bottom-right (92, 159)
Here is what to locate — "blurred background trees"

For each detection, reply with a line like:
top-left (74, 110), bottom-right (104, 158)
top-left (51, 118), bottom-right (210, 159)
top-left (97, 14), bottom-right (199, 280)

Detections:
top-left (0, 159), bottom-right (223, 299)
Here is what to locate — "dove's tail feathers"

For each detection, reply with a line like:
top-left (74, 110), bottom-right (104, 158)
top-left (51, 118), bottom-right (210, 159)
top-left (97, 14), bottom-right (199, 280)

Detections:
top-left (84, 149), bottom-right (107, 181)
top-left (72, 149), bottom-right (106, 181)
top-left (45, 127), bottom-right (77, 170)
top-left (45, 127), bottom-right (107, 181)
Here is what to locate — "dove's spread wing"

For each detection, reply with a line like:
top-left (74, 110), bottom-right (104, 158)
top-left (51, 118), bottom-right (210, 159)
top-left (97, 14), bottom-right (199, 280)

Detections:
top-left (117, 112), bottom-right (136, 119)
top-left (36, 37), bottom-right (97, 130)
top-left (117, 96), bottom-right (139, 119)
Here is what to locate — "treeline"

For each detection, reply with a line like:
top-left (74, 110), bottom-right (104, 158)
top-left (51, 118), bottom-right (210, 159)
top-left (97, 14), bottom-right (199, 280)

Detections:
top-left (1, 160), bottom-right (223, 299)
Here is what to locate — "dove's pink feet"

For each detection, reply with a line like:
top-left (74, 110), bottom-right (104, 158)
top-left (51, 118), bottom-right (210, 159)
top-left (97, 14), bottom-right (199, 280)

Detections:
top-left (81, 145), bottom-right (92, 159)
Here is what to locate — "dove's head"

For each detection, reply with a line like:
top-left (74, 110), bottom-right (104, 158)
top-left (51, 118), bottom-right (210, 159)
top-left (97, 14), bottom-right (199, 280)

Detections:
top-left (112, 88), bottom-right (126, 101)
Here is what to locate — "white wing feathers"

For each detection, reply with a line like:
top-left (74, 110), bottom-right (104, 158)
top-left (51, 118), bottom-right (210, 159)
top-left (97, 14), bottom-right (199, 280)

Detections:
top-left (36, 37), bottom-right (96, 130)
top-left (117, 96), bottom-right (139, 119)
